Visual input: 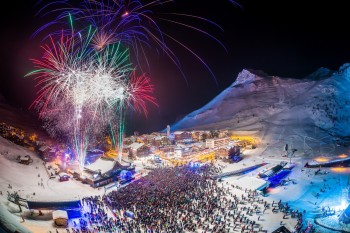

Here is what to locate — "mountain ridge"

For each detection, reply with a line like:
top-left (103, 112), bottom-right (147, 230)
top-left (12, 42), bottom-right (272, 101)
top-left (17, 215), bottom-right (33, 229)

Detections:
top-left (171, 64), bottom-right (350, 140)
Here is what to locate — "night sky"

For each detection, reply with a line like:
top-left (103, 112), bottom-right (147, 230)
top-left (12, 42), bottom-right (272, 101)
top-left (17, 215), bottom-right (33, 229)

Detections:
top-left (1, 0), bottom-right (350, 135)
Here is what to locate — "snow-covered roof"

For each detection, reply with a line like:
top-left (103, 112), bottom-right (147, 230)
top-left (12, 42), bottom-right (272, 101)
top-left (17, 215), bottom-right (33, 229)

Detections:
top-left (232, 176), bottom-right (269, 191)
top-left (173, 131), bottom-right (185, 135)
top-left (153, 135), bottom-right (166, 140)
top-left (38, 145), bottom-right (50, 152)
top-left (19, 156), bottom-right (29, 161)
top-left (175, 143), bottom-right (191, 149)
top-left (192, 142), bottom-right (205, 147)
top-left (84, 158), bottom-right (115, 174)
top-left (127, 142), bottom-right (145, 151)
top-left (58, 172), bottom-right (68, 177)
top-left (52, 210), bottom-right (68, 220)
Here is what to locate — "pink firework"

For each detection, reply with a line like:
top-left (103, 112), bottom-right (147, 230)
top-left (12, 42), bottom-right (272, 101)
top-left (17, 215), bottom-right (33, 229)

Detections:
top-left (127, 71), bottom-right (157, 116)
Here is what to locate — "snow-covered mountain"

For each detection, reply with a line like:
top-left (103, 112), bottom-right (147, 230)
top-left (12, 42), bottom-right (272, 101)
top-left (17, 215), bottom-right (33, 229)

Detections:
top-left (172, 64), bottom-right (350, 140)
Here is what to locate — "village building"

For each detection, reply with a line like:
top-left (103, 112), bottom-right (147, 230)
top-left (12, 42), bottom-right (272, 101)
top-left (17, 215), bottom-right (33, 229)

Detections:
top-left (216, 147), bottom-right (230, 157)
top-left (83, 158), bottom-right (135, 188)
top-left (173, 131), bottom-right (192, 142)
top-left (205, 137), bottom-right (232, 149)
top-left (123, 135), bottom-right (137, 146)
top-left (159, 146), bottom-right (174, 156)
top-left (152, 135), bottom-right (170, 147)
top-left (126, 142), bottom-right (150, 157)
top-left (38, 145), bottom-right (56, 162)
top-left (218, 130), bottom-right (229, 138)
top-left (174, 143), bottom-right (192, 157)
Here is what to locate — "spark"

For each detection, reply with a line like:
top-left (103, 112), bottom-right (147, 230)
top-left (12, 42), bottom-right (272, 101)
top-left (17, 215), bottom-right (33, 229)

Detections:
top-left (27, 28), bottom-right (156, 168)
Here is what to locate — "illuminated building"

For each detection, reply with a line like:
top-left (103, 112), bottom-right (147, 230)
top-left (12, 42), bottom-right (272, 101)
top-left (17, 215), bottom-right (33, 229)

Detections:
top-left (205, 137), bottom-right (232, 149)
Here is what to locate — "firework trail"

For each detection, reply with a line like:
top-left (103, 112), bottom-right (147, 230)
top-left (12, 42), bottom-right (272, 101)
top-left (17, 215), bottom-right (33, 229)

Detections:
top-left (28, 0), bottom-right (235, 167)
top-left (27, 27), bottom-right (156, 167)
top-left (34, 0), bottom-right (227, 83)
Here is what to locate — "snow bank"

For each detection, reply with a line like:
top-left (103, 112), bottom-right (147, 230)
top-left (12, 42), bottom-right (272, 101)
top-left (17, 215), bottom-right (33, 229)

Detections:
top-left (0, 201), bottom-right (32, 233)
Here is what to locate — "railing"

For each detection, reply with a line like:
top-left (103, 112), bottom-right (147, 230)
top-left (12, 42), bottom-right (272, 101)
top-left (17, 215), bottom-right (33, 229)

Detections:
top-left (211, 163), bottom-right (267, 179)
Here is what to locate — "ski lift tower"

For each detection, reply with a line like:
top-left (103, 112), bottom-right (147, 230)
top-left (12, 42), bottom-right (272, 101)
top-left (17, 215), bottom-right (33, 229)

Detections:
top-left (288, 150), bottom-right (297, 164)
top-left (284, 143), bottom-right (296, 164)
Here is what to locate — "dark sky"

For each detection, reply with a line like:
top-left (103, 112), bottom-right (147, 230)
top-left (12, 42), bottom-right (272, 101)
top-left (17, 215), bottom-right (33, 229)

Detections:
top-left (1, 0), bottom-right (350, 135)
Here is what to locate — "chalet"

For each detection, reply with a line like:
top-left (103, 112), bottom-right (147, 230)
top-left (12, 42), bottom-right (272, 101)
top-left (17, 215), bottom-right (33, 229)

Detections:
top-left (174, 144), bottom-right (192, 157)
top-left (173, 131), bottom-right (192, 142)
top-left (152, 135), bottom-right (170, 147)
top-left (127, 142), bottom-right (150, 157)
top-left (141, 134), bottom-right (155, 144)
top-left (38, 145), bottom-right (56, 162)
top-left (191, 131), bottom-right (211, 141)
top-left (191, 142), bottom-right (205, 151)
top-left (123, 136), bottom-right (136, 146)
top-left (216, 146), bottom-right (241, 162)
top-left (216, 147), bottom-right (230, 157)
top-left (83, 158), bottom-right (135, 188)
top-left (191, 131), bottom-right (200, 142)
top-left (159, 146), bottom-right (174, 155)
top-left (218, 130), bottom-right (229, 138)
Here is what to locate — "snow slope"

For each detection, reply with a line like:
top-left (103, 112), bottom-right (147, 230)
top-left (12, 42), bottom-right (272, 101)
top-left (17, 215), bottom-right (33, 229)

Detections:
top-left (0, 136), bottom-right (104, 232)
top-left (172, 64), bottom-right (350, 141)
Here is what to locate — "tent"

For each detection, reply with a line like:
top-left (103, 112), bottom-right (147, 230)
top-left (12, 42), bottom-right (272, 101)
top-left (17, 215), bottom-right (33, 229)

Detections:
top-left (272, 226), bottom-right (291, 233)
top-left (53, 210), bottom-right (68, 227)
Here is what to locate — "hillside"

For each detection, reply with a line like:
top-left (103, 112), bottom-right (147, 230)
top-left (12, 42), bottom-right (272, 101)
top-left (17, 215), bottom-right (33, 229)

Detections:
top-left (172, 64), bottom-right (350, 155)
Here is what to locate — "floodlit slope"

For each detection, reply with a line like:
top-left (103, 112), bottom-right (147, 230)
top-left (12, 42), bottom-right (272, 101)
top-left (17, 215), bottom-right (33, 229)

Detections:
top-left (172, 64), bottom-right (350, 138)
top-left (0, 136), bottom-right (102, 232)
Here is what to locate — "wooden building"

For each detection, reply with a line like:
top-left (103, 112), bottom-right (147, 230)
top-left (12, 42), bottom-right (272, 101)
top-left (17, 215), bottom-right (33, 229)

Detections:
top-left (83, 158), bottom-right (135, 188)
top-left (173, 131), bottom-right (192, 142)
top-left (127, 142), bottom-right (150, 157)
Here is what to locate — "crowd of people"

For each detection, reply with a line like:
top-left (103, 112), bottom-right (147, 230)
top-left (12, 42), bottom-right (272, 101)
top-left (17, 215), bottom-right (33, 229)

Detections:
top-left (46, 163), bottom-right (305, 232)
top-left (99, 164), bottom-right (301, 232)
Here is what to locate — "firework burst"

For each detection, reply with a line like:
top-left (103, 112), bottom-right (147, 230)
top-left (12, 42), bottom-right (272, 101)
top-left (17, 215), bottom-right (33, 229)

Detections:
top-left (34, 0), bottom-right (227, 82)
top-left (27, 28), bottom-right (156, 168)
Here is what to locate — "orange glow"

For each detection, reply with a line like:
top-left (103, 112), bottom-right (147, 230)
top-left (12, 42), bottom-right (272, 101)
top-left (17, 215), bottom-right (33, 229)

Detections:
top-left (267, 187), bottom-right (281, 194)
top-left (105, 150), bottom-right (118, 159)
top-left (29, 133), bottom-right (38, 142)
top-left (338, 154), bottom-right (348, 158)
top-left (315, 157), bottom-right (329, 162)
top-left (330, 167), bottom-right (350, 173)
